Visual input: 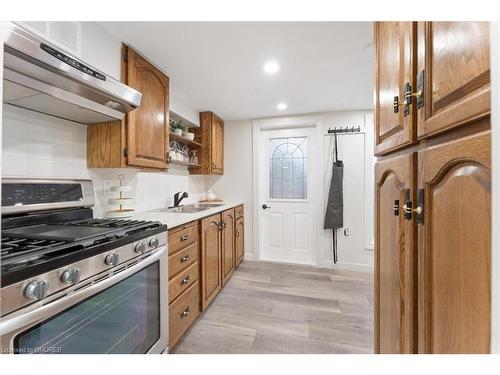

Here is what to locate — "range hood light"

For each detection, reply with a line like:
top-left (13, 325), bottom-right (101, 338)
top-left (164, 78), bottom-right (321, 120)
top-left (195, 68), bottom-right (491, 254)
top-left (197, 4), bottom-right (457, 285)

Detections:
top-left (104, 100), bottom-right (121, 109)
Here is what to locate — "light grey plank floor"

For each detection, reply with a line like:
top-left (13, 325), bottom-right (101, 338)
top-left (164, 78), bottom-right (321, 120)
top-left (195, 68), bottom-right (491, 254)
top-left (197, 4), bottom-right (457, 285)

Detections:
top-left (172, 260), bottom-right (374, 354)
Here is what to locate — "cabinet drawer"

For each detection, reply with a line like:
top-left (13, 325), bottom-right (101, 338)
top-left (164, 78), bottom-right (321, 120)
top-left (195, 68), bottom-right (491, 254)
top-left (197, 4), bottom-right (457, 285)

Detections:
top-left (169, 261), bottom-right (199, 304)
top-left (169, 281), bottom-right (200, 349)
top-left (168, 222), bottom-right (199, 255)
top-left (235, 205), bottom-right (244, 219)
top-left (169, 242), bottom-right (198, 278)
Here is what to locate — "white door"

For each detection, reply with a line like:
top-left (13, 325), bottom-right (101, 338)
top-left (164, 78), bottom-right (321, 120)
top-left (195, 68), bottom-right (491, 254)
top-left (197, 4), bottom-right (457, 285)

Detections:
top-left (258, 127), bottom-right (316, 264)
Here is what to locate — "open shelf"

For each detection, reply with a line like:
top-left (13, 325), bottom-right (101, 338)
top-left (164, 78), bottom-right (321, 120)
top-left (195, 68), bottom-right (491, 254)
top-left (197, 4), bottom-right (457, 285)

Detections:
top-left (169, 132), bottom-right (202, 148)
top-left (169, 159), bottom-right (201, 168)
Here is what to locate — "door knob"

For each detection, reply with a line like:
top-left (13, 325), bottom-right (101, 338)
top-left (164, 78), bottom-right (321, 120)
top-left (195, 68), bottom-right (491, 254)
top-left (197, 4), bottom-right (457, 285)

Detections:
top-left (262, 204), bottom-right (271, 210)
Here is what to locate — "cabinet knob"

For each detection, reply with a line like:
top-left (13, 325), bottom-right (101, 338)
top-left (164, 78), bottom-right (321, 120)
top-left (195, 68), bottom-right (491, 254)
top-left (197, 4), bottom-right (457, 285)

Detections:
top-left (180, 306), bottom-right (191, 319)
top-left (180, 254), bottom-right (190, 263)
top-left (180, 275), bottom-right (191, 285)
top-left (180, 234), bottom-right (190, 241)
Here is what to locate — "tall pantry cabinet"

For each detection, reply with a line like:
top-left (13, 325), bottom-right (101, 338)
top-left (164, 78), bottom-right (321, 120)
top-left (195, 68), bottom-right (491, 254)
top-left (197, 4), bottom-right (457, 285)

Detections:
top-left (374, 21), bottom-right (491, 354)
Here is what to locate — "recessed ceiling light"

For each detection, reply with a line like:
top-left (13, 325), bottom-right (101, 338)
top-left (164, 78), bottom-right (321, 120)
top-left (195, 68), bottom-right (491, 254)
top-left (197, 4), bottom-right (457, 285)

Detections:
top-left (277, 102), bottom-right (287, 110)
top-left (263, 60), bottom-right (280, 75)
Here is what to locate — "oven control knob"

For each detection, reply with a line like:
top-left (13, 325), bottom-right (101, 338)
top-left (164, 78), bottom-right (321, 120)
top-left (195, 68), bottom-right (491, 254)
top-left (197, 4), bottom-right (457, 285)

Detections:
top-left (135, 241), bottom-right (147, 254)
top-left (148, 237), bottom-right (159, 248)
top-left (104, 253), bottom-right (119, 266)
top-left (61, 267), bottom-right (81, 285)
top-left (24, 281), bottom-right (49, 301)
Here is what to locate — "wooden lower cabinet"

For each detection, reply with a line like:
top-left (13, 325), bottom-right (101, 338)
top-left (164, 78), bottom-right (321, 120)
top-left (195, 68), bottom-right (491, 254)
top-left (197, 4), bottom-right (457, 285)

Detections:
top-left (235, 216), bottom-right (244, 266)
top-left (418, 131), bottom-right (491, 353)
top-left (168, 206), bottom-right (245, 348)
top-left (375, 153), bottom-right (417, 354)
top-left (221, 209), bottom-right (235, 285)
top-left (374, 130), bottom-right (491, 354)
top-left (200, 213), bottom-right (223, 311)
top-left (169, 282), bottom-right (200, 349)
top-left (168, 222), bottom-right (200, 349)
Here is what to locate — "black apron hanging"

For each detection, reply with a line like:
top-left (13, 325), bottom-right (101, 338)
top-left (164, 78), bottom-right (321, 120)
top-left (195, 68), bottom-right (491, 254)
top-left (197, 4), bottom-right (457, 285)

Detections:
top-left (323, 133), bottom-right (344, 263)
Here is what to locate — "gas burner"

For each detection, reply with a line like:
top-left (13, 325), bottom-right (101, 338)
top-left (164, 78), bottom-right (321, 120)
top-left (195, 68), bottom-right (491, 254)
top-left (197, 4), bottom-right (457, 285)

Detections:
top-left (1, 178), bottom-right (168, 287)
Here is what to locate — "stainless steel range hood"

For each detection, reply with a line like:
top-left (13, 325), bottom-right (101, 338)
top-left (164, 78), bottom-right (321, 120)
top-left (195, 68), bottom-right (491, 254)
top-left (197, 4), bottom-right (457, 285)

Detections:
top-left (2, 23), bottom-right (141, 124)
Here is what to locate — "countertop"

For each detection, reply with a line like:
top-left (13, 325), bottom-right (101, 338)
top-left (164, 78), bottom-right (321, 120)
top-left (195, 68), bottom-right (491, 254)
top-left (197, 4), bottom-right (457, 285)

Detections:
top-left (132, 201), bottom-right (244, 229)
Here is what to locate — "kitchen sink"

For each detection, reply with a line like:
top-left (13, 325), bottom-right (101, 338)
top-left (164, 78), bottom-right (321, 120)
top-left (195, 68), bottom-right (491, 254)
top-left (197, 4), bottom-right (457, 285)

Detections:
top-left (153, 203), bottom-right (224, 214)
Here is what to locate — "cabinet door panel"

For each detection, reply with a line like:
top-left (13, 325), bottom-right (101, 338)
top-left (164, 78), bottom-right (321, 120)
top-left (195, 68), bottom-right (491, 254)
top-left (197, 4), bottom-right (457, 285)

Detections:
top-left (211, 114), bottom-right (224, 174)
top-left (235, 217), bottom-right (244, 266)
top-left (417, 22), bottom-right (490, 138)
top-left (221, 209), bottom-right (235, 285)
top-left (126, 46), bottom-right (169, 169)
top-left (375, 153), bottom-right (416, 353)
top-left (201, 214), bottom-right (222, 310)
top-left (418, 130), bottom-right (491, 353)
top-left (374, 22), bottom-right (416, 155)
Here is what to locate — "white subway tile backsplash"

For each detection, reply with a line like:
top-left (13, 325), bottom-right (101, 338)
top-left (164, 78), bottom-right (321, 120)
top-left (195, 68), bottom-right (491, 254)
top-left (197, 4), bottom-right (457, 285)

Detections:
top-left (2, 105), bottom-right (209, 218)
top-left (3, 136), bottom-right (29, 155)
top-left (2, 154), bottom-right (29, 176)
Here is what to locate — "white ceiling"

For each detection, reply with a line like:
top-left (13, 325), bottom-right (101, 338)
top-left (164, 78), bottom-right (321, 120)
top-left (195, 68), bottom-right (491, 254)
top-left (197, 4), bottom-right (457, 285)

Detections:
top-left (99, 22), bottom-right (374, 121)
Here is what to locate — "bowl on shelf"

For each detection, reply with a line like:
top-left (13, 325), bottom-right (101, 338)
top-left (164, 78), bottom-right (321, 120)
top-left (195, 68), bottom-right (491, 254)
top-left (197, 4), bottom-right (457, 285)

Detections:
top-left (183, 131), bottom-right (195, 141)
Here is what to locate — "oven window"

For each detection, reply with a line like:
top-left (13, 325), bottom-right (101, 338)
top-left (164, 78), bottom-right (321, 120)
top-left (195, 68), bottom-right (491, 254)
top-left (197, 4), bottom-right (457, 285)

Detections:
top-left (14, 262), bottom-right (160, 354)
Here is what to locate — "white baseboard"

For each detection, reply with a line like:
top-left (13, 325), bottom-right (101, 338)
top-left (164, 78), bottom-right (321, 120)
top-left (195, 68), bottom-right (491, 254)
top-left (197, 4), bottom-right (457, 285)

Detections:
top-left (243, 253), bottom-right (254, 261)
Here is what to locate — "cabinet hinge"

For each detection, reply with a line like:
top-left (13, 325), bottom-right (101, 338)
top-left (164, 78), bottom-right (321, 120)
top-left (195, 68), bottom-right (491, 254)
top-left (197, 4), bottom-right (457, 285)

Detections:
top-left (123, 147), bottom-right (128, 158)
top-left (393, 199), bottom-right (400, 216)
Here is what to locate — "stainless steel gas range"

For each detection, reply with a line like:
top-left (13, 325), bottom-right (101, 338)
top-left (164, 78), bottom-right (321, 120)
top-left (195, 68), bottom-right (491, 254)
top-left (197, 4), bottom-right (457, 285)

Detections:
top-left (0, 178), bottom-right (168, 354)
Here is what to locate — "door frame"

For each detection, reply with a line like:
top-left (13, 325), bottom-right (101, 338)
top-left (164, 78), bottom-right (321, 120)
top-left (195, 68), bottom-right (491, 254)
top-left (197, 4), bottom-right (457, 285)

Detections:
top-left (252, 115), bottom-right (324, 265)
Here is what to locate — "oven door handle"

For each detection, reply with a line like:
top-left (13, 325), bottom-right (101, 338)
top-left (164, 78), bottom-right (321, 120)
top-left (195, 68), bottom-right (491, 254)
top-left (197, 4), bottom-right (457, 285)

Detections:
top-left (0, 246), bottom-right (168, 348)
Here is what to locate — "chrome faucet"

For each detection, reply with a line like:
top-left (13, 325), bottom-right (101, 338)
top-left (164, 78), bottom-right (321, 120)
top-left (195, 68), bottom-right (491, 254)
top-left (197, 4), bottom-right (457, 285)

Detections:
top-left (172, 191), bottom-right (189, 208)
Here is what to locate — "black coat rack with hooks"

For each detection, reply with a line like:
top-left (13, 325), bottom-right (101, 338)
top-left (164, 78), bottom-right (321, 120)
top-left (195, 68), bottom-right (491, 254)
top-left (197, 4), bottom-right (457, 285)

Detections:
top-left (327, 126), bottom-right (361, 134)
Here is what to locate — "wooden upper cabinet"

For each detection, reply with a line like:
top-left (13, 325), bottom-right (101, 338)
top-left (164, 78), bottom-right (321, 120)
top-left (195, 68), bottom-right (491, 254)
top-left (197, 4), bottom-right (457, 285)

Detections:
top-left (191, 111), bottom-right (224, 175)
top-left (124, 45), bottom-right (169, 169)
top-left (200, 214), bottom-right (223, 310)
top-left (211, 114), bottom-right (224, 173)
top-left (374, 22), bottom-right (417, 156)
top-left (417, 22), bottom-right (490, 138)
top-left (375, 153), bottom-right (417, 354)
top-left (418, 130), bottom-right (491, 353)
top-left (87, 46), bottom-right (170, 169)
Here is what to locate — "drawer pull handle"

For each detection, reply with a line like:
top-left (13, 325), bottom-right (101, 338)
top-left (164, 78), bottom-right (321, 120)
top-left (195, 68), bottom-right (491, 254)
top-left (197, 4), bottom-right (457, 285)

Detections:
top-left (180, 234), bottom-right (190, 241)
top-left (181, 306), bottom-right (191, 319)
top-left (181, 275), bottom-right (191, 285)
top-left (180, 254), bottom-right (190, 263)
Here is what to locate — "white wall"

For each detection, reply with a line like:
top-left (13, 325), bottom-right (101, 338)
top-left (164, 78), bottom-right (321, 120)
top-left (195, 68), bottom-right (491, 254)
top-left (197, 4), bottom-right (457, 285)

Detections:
top-left (209, 110), bottom-right (374, 270)
top-left (206, 120), bottom-right (254, 259)
top-left (319, 111), bottom-right (375, 271)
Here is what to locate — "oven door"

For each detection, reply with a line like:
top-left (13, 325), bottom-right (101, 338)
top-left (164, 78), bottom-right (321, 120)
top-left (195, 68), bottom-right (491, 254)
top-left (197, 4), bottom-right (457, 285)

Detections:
top-left (0, 246), bottom-right (168, 354)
